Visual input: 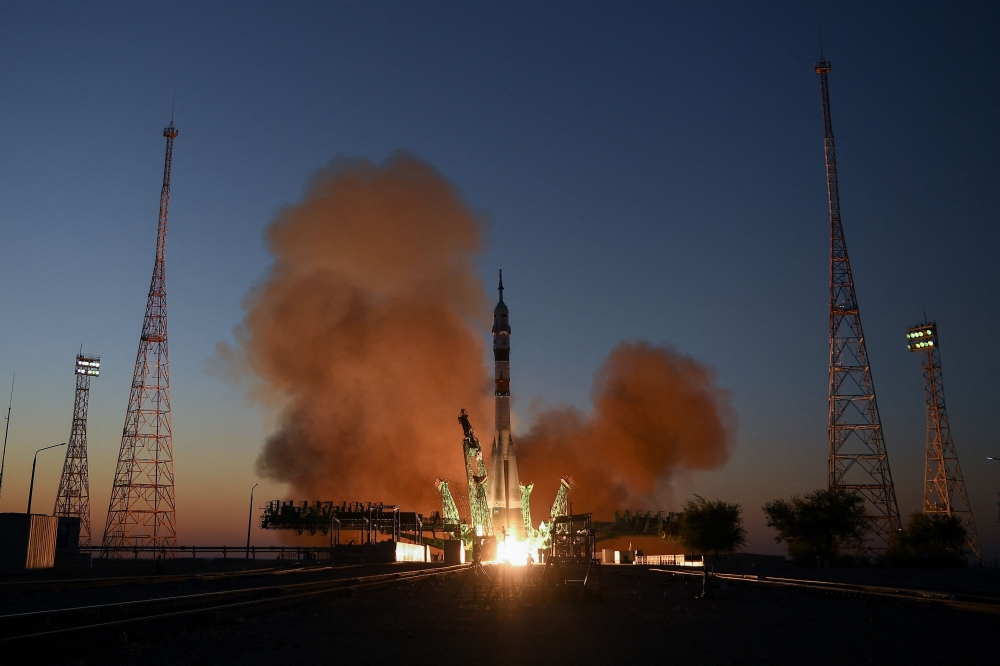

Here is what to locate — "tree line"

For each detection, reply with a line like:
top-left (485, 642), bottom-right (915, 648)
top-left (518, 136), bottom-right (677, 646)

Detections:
top-left (665, 490), bottom-right (970, 568)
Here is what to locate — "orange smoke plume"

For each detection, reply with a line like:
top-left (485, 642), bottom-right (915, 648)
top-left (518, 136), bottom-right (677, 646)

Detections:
top-left (224, 153), bottom-right (735, 521)
top-left (518, 341), bottom-right (736, 520)
top-left (222, 154), bottom-right (491, 509)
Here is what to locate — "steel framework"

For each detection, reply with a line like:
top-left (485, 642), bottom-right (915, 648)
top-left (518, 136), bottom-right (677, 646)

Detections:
top-left (519, 482), bottom-right (534, 538)
top-left (434, 478), bottom-right (462, 528)
top-left (906, 321), bottom-right (982, 560)
top-left (815, 57), bottom-right (900, 549)
top-left (259, 500), bottom-right (423, 546)
top-left (549, 476), bottom-right (573, 519)
top-left (102, 121), bottom-right (178, 554)
top-left (53, 354), bottom-right (100, 546)
top-left (459, 409), bottom-right (492, 536)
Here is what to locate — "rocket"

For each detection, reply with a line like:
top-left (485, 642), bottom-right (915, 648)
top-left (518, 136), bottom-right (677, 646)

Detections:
top-left (487, 270), bottom-right (524, 538)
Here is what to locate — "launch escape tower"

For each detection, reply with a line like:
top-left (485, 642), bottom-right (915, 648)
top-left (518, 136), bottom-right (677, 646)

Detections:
top-left (487, 270), bottom-right (524, 539)
top-left (815, 57), bottom-right (900, 549)
top-left (53, 354), bottom-right (101, 546)
top-left (102, 121), bottom-right (179, 554)
top-left (906, 322), bottom-right (982, 560)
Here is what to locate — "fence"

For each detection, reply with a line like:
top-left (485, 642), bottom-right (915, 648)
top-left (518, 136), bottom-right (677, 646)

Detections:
top-left (633, 554), bottom-right (704, 567)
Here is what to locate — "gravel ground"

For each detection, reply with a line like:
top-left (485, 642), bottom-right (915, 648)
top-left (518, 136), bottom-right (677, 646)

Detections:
top-left (10, 563), bottom-right (995, 666)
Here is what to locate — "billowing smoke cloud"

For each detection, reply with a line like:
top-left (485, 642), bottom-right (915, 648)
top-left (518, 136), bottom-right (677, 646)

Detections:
top-left (517, 341), bottom-right (736, 519)
top-left (224, 153), bottom-right (735, 519)
top-left (221, 154), bottom-right (491, 508)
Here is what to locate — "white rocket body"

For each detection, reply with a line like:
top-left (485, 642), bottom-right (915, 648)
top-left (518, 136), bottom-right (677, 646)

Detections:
top-left (487, 271), bottom-right (524, 539)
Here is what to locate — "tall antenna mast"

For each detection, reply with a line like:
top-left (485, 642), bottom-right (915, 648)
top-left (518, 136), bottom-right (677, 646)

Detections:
top-left (906, 321), bottom-right (982, 561)
top-left (102, 120), bottom-right (179, 554)
top-left (815, 56), bottom-right (900, 551)
top-left (0, 374), bottom-right (15, 507)
top-left (55, 354), bottom-right (101, 546)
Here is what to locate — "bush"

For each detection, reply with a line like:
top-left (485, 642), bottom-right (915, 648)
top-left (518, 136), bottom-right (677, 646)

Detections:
top-left (762, 489), bottom-right (870, 566)
top-left (887, 513), bottom-right (967, 568)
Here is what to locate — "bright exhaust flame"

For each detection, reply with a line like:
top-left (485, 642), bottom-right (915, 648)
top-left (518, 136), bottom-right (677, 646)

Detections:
top-left (494, 530), bottom-right (547, 567)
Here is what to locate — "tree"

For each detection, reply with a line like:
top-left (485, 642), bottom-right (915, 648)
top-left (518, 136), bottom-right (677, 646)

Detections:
top-left (677, 496), bottom-right (748, 564)
top-left (762, 489), bottom-right (870, 566)
top-left (887, 513), bottom-right (967, 568)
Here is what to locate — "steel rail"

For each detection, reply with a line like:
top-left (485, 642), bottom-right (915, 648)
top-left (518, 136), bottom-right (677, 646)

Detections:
top-left (0, 564), bottom-right (464, 642)
top-left (0, 563), bottom-right (360, 593)
top-left (648, 568), bottom-right (1000, 615)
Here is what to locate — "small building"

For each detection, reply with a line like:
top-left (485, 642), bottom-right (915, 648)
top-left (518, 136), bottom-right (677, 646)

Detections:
top-left (0, 513), bottom-right (59, 574)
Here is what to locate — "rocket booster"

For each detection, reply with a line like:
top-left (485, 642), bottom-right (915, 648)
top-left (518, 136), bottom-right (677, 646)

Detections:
top-left (487, 270), bottom-right (524, 538)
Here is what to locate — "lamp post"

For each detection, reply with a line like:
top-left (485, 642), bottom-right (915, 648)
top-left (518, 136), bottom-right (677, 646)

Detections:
top-left (27, 442), bottom-right (65, 515)
top-left (246, 482), bottom-right (258, 559)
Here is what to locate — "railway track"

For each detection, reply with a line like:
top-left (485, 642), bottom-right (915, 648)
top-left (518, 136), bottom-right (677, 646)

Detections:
top-left (0, 564), bottom-right (464, 643)
top-left (649, 567), bottom-right (1000, 615)
top-left (0, 562), bottom-right (356, 593)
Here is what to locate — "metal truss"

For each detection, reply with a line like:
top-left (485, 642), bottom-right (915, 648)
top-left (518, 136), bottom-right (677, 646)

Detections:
top-left (906, 322), bottom-right (982, 561)
top-left (816, 58), bottom-right (900, 550)
top-left (54, 353), bottom-right (101, 546)
top-left (102, 122), bottom-right (178, 555)
top-left (459, 409), bottom-right (493, 537)
top-left (549, 476), bottom-right (573, 520)
top-left (519, 482), bottom-right (534, 538)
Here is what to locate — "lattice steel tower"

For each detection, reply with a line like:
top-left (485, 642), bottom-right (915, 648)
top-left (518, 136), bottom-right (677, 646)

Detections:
top-left (815, 56), bottom-right (900, 548)
top-left (906, 321), bottom-right (982, 560)
top-left (54, 354), bottom-right (101, 546)
top-left (102, 121), bottom-right (178, 554)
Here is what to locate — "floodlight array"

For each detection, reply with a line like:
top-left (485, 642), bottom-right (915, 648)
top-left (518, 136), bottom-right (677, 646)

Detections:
top-left (75, 357), bottom-right (101, 376)
top-left (906, 324), bottom-right (937, 352)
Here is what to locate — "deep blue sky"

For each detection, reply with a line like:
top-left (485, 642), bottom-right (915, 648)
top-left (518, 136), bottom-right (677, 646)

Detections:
top-left (1, 1), bottom-right (998, 552)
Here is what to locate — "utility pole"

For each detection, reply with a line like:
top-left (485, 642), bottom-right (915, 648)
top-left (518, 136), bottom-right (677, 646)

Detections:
top-left (906, 321), bottom-right (982, 561)
top-left (816, 55), bottom-right (900, 551)
top-left (54, 354), bottom-right (100, 546)
top-left (27, 443), bottom-right (66, 514)
top-left (102, 120), bottom-right (179, 555)
top-left (246, 482), bottom-right (258, 559)
top-left (0, 375), bottom-right (14, 508)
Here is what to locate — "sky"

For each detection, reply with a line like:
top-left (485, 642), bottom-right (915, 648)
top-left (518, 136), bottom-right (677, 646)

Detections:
top-left (0, 1), bottom-right (998, 555)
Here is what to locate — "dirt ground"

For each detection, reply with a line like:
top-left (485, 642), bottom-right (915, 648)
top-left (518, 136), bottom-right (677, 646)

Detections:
top-left (7, 562), bottom-right (992, 666)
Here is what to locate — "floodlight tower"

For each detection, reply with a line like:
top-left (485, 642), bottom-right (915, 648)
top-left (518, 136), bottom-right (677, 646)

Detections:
top-left (102, 121), bottom-right (179, 554)
top-left (815, 56), bottom-right (900, 549)
top-left (906, 322), bottom-right (982, 560)
top-left (54, 354), bottom-right (100, 546)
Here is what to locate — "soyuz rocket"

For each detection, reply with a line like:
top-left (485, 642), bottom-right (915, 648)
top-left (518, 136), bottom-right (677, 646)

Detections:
top-left (487, 270), bottom-right (524, 538)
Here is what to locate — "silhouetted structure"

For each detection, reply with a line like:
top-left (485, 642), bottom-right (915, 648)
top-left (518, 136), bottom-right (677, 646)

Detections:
top-left (906, 321), bottom-right (981, 560)
top-left (815, 56), bottom-right (900, 550)
top-left (53, 354), bottom-right (100, 546)
top-left (102, 121), bottom-right (178, 554)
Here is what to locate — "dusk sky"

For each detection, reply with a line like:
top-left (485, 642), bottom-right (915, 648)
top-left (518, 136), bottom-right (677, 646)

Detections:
top-left (1, 2), bottom-right (998, 554)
